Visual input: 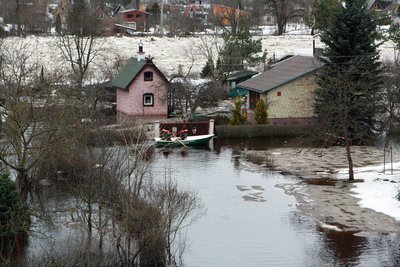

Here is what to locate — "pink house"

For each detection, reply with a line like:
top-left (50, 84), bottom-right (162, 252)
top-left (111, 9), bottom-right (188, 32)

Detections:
top-left (112, 56), bottom-right (169, 123)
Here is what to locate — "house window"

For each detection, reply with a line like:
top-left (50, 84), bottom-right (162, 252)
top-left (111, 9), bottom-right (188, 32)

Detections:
top-left (136, 14), bottom-right (141, 18)
top-left (143, 93), bottom-right (154, 106)
top-left (144, 71), bottom-right (153, 81)
top-left (127, 14), bottom-right (134, 18)
top-left (277, 91), bottom-right (282, 96)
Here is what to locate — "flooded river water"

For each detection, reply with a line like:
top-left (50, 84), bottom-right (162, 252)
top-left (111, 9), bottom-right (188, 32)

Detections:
top-left (20, 138), bottom-right (400, 266)
top-left (150, 138), bottom-right (400, 267)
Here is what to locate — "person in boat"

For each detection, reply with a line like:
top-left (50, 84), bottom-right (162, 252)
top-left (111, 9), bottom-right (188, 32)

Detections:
top-left (180, 128), bottom-right (188, 140)
top-left (161, 129), bottom-right (172, 140)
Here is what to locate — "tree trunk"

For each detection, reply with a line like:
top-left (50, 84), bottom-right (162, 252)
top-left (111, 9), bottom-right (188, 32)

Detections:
top-left (15, 0), bottom-right (22, 37)
top-left (345, 139), bottom-right (354, 181)
top-left (87, 203), bottom-right (93, 234)
top-left (17, 171), bottom-right (30, 201)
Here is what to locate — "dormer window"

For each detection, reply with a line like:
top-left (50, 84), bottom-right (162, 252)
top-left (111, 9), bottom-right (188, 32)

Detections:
top-left (144, 71), bottom-right (153, 81)
top-left (143, 93), bottom-right (154, 106)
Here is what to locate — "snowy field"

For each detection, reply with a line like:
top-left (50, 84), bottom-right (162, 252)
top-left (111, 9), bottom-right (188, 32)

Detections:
top-left (337, 163), bottom-right (400, 221)
top-left (1, 30), bottom-right (397, 83)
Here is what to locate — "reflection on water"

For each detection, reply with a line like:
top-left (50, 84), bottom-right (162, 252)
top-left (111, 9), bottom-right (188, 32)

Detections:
top-left (155, 138), bottom-right (400, 267)
top-left (319, 229), bottom-right (365, 267)
top-left (19, 138), bottom-right (400, 266)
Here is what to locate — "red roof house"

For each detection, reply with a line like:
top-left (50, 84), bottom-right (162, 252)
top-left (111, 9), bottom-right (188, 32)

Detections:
top-left (116, 8), bottom-right (151, 32)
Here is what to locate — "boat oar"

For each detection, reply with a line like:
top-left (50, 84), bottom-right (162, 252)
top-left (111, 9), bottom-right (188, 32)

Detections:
top-left (172, 132), bottom-right (187, 148)
top-left (172, 133), bottom-right (187, 147)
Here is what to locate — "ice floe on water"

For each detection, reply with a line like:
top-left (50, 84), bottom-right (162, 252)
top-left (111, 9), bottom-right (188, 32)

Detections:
top-left (318, 221), bottom-right (343, 232)
top-left (236, 185), bottom-right (266, 202)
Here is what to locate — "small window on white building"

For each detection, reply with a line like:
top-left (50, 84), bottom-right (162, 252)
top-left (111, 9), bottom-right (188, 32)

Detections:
top-left (143, 93), bottom-right (154, 106)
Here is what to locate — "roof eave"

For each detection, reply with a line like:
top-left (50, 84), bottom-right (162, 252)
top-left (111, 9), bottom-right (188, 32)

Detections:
top-left (237, 66), bottom-right (324, 94)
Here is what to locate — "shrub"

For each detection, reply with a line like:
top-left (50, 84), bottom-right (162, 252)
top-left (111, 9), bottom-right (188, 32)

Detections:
top-left (200, 58), bottom-right (215, 79)
top-left (0, 172), bottom-right (30, 260)
top-left (229, 97), bottom-right (247, 125)
top-left (254, 98), bottom-right (269, 124)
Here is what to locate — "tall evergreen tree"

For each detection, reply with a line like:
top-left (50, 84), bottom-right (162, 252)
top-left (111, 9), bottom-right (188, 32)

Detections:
top-left (313, 0), bottom-right (382, 181)
top-left (311, 0), bottom-right (341, 33)
top-left (217, 25), bottom-right (266, 78)
top-left (200, 57), bottom-right (215, 79)
top-left (0, 172), bottom-right (30, 261)
top-left (229, 97), bottom-right (247, 125)
top-left (254, 97), bottom-right (268, 124)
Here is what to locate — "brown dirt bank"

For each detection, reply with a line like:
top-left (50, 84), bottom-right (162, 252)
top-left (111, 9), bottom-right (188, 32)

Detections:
top-left (244, 146), bottom-right (400, 234)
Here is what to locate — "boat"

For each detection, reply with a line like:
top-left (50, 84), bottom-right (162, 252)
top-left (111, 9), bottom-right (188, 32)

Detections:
top-left (154, 134), bottom-right (214, 147)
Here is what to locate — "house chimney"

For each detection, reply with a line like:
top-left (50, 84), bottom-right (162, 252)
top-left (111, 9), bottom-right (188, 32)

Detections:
top-left (137, 40), bottom-right (145, 61)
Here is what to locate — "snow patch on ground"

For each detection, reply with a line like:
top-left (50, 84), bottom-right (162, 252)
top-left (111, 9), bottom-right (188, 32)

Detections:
top-left (337, 163), bottom-right (400, 221)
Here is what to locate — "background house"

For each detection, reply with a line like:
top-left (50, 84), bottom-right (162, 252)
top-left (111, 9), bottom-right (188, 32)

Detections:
top-left (237, 55), bottom-right (324, 125)
top-left (224, 70), bottom-right (259, 98)
top-left (112, 51), bottom-right (169, 123)
top-left (183, 0), bottom-right (207, 20)
top-left (96, 6), bottom-right (115, 35)
top-left (115, 8), bottom-right (151, 32)
top-left (212, 4), bottom-right (250, 27)
top-left (368, 0), bottom-right (400, 23)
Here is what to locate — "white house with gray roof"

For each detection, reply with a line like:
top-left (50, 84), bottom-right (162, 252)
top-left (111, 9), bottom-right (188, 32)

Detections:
top-left (237, 55), bottom-right (324, 125)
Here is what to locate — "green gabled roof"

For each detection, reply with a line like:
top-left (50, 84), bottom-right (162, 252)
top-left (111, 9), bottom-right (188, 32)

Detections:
top-left (111, 58), bottom-right (146, 89)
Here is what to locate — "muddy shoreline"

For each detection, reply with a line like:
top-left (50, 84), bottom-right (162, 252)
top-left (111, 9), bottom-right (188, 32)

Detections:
top-left (244, 146), bottom-right (400, 234)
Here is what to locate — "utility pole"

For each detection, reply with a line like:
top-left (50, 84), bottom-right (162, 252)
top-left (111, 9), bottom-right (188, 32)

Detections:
top-left (160, 0), bottom-right (164, 36)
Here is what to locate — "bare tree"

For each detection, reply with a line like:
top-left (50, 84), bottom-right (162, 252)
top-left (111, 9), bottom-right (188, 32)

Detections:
top-left (381, 62), bottom-right (400, 134)
top-left (0, 42), bottom-right (75, 200)
top-left (58, 35), bottom-right (104, 89)
top-left (210, 1), bottom-right (250, 35)
top-left (249, 0), bottom-right (269, 28)
top-left (265, 0), bottom-right (306, 35)
top-left (388, 23), bottom-right (400, 64)
top-left (144, 177), bottom-right (204, 266)
top-left (164, 13), bottom-right (184, 35)
top-left (168, 76), bottom-right (226, 119)
top-left (314, 64), bottom-right (380, 181)
top-left (58, 0), bottom-right (105, 89)
top-left (1, 0), bottom-right (50, 36)
top-left (197, 35), bottom-right (223, 63)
